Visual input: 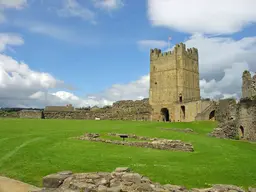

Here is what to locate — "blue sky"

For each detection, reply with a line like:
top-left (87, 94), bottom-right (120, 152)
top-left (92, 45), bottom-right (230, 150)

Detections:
top-left (0, 0), bottom-right (256, 108)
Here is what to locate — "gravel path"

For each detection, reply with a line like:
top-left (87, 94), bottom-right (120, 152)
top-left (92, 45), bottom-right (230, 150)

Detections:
top-left (0, 176), bottom-right (41, 192)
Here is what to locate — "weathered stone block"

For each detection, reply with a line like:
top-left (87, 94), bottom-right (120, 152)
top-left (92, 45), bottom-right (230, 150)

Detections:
top-left (42, 171), bottom-right (73, 188)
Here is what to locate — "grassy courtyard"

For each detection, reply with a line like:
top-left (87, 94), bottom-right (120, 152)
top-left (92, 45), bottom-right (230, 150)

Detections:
top-left (0, 119), bottom-right (255, 188)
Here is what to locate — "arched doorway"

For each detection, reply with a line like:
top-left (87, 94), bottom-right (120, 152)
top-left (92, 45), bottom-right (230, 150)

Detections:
top-left (181, 105), bottom-right (185, 120)
top-left (209, 110), bottom-right (215, 121)
top-left (239, 126), bottom-right (245, 139)
top-left (161, 108), bottom-right (170, 122)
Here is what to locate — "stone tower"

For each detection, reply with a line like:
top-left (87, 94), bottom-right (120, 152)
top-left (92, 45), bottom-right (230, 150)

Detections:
top-left (242, 70), bottom-right (256, 99)
top-left (149, 43), bottom-right (200, 122)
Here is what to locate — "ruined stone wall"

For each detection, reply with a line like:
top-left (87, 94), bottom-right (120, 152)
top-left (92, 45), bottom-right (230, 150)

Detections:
top-left (211, 98), bottom-right (256, 141)
top-left (151, 99), bottom-right (215, 122)
top-left (19, 110), bottom-right (43, 119)
top-left (44, 105), bottom-right (75, 112)
top-left (0, 111), bottom-right (19, 118)
top-left (236, 99), bottom-right (256, 141)
top-left (195, 100), bottom-right (217, 121)
top-left (173, 101), bottom-right (201, 122)
top-left (242, 71), bottom-right (256, 99)
top-left (209, 99), bottom-right (238, 139)
top-left (40, 167), bottom-right (256, 192)
top-left (44, 99), bottom-right (152, 121)
top-left (210, 71), bottom-right (256, 141)
top-left (215, 99), bottom-right (237, 123)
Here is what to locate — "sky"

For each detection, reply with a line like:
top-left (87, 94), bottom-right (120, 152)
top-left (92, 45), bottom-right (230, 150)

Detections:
top-left (0, 0), bottom-right (256, 108)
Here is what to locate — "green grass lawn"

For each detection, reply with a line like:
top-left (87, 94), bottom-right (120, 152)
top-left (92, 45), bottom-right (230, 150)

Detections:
top-left (0, 119), bottom-right (255, 189)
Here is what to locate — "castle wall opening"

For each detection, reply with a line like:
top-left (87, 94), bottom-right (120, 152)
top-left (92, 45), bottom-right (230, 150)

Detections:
top-left (161, 108), bottom-right (170, 122)
top-left (179, 94), bottom-right (183, 103)
top-left (209, 110), bottom-right (215, 121)
top-left (181, 106), bottom-right (185, 119)
top-left (239, 126), bottom-right (245, 139)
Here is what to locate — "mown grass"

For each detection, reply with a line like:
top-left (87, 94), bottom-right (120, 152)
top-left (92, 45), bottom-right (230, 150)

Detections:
top-left (0, 119), bottom-right (255, 189)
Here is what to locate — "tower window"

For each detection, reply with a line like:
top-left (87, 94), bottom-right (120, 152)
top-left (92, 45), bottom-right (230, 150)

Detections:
top-left (155, 82), bottom-right (157, 85)
top-left (179, 93), bottom-right (183, 102)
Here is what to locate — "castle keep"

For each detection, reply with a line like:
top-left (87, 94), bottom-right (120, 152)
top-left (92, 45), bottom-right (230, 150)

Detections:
top-left (149, 43), bottom-right (215, 122)
top-left (0, 42), bottom-right (217, 123)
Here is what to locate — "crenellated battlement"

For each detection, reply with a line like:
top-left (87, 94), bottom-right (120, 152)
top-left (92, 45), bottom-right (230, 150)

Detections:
top-left (150, 43), bottom-right (198, 61)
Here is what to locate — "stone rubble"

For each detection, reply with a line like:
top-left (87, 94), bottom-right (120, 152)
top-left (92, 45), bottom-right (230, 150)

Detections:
top-left (34, 167), bottom-right (254, 192)
top-left (77, 133), bottom-right (194, 152)
top-left (209, 120), bottom-right (238, 139)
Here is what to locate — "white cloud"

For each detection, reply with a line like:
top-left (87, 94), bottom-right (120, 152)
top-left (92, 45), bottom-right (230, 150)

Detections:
top-left (92, 75), bottom-right (150, 102)
top-left (0, 33), bottom-right (69, 107)
top-left (25, 75), bottom-right (150, 108)
top-left (28, 91), bottom-right (114, 108)
top-left (137, 40), bottom-right (168, 50)
top-left (0, 54), bottom-right (64, 92)
top-left (92, 0), bottom-right (124, 11)
top-left (0, 0), bottom-right (27, 9)
top-left (184, 34), bottom-right (256, 80)
top-left (57, 0), bottom-right (96, 23)
top-left (147, 0), bottom-right (256, 34)
top-left (199, 62), bottom-right (251, 99)
top-left (0, 33), bottom-right (24, 52)
top-left (0, 0), bottom-right (27, 24)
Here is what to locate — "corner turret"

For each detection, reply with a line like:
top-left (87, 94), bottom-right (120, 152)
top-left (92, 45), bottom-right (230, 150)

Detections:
top-left (150, 48), bottom-right (161, 60)
top-left (174, 43), bottom-right (186, 56)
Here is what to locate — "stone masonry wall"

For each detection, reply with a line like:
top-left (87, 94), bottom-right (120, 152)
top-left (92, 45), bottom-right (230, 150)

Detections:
top-left (215, 99), bottom-right (237, 123)
top-left (210, 71), bottom-right (256, 141)
top-left (19, 110), bottom-right (43, 119)
top-left (236, 99), bottom-right (256, 141)
top-left (44, 99), bottom-right (152, 120)
top-left (209, 99), bottom-right (238, 139)
top-left (150, 43), bottom-right (201, 123)
top-left (242, 71), bottom-right (256, 99)
top-left (211, 98), bottom-right (256, 141)
top-left (0, 111), bottom-right (19, 118)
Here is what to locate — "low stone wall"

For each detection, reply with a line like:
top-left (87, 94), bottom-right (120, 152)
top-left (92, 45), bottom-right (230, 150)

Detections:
top-left (38, 167), bottom-right (255, 192)
top-left (43, 110), bottom-right (151, 121)
top-left (19, 110), bottom-right (43, 119)
top-left (0, 111), bottom-right (19, 118)
top-left (77, 133), bottom-right (194, 152)
top-left (43, 99), bottom-right (152, 121)
top-left (0, 99), bottom-right (152, 121)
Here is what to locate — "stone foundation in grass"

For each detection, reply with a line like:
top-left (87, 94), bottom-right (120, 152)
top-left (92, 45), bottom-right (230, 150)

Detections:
top-left (160, 128), bottom-right (195, 133)
top-left (77, 133), bottom-right (194, 152)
